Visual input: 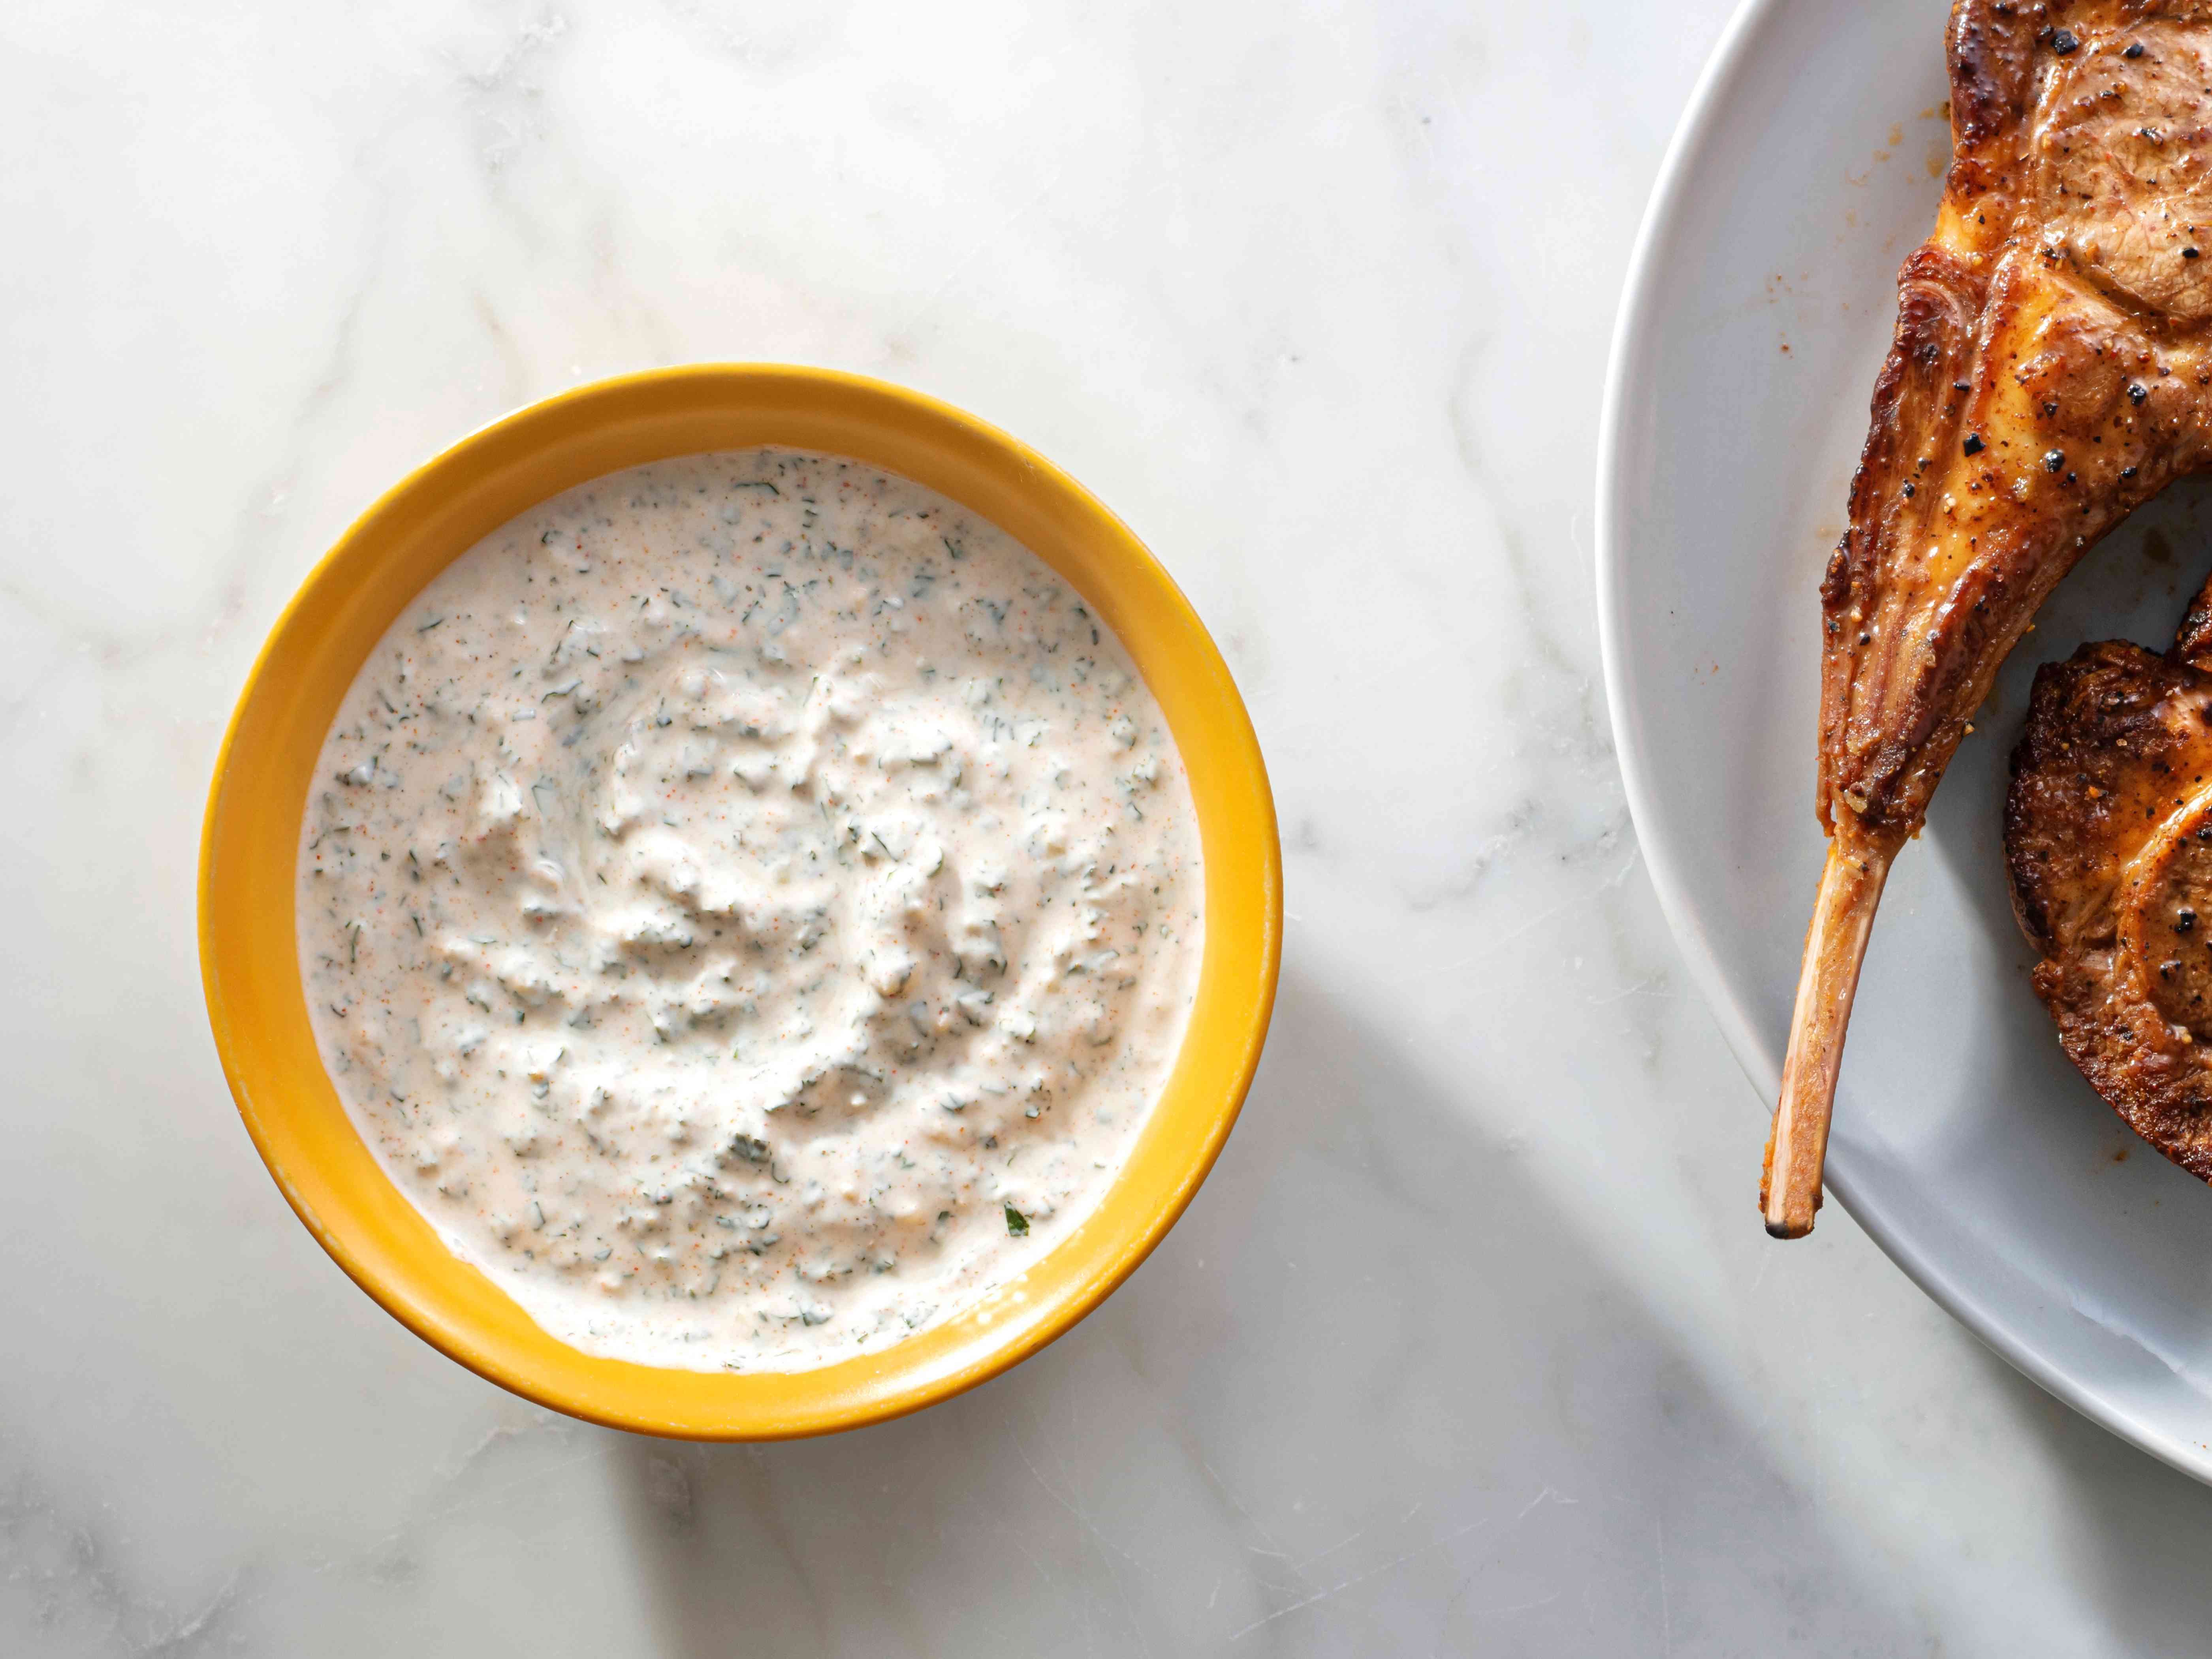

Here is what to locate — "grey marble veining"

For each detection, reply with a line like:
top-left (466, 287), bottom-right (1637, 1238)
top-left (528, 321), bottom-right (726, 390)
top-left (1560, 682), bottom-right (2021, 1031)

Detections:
top-left (10, 0), bottom-right (2212, 1653)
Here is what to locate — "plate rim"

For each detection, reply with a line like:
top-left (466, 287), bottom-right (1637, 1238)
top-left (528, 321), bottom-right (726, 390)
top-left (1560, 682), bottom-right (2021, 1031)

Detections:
top-left (1592, 0), bottom-right (2212, 1486)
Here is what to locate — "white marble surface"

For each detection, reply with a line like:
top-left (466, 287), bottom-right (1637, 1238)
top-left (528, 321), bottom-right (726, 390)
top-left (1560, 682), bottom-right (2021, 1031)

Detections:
top-left (8, 0), bottom-right (2212, 1652)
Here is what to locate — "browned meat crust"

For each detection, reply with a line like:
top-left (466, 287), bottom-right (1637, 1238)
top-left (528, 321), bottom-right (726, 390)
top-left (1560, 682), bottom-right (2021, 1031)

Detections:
top-left (1773, 2), bottom-right (2212, 1233)
top-left (1821, 2), bottom-right (2212, 860)
top-left (2007, 577), bottom-right (2212, 1179)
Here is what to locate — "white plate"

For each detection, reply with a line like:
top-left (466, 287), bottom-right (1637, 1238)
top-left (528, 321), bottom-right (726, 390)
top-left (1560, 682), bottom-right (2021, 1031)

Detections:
top-left (1599, 0), bottom-right (2212, 1482)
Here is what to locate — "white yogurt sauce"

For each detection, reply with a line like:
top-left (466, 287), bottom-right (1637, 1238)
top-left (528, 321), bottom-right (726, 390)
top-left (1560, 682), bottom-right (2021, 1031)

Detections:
top-left (297, 449), bottom-right (1202, 1371)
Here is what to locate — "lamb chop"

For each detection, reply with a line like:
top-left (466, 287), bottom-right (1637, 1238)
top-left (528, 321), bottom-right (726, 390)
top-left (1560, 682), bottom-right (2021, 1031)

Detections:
top-left (2005, 571), bottom-right (2212, 1177)
top-left (1767, 0), bottom-right (2212, 1235)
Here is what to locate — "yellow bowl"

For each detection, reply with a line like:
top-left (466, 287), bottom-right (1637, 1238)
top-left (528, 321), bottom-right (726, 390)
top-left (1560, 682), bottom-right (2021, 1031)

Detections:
top-left (199, 365), bottom-right (1280, 1439)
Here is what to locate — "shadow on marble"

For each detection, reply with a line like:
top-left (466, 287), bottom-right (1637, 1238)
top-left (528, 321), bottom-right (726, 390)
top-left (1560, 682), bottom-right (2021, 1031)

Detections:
top-left (1966, 1340), bottom-right (2212, 1654)
top-left (604, 968), bottom-right (1931, 1656)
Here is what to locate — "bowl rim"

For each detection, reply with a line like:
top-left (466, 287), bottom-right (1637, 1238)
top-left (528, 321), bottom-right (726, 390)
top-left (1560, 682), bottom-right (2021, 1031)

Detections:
top-left (200, 363), bottom-right (1281, 1439)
